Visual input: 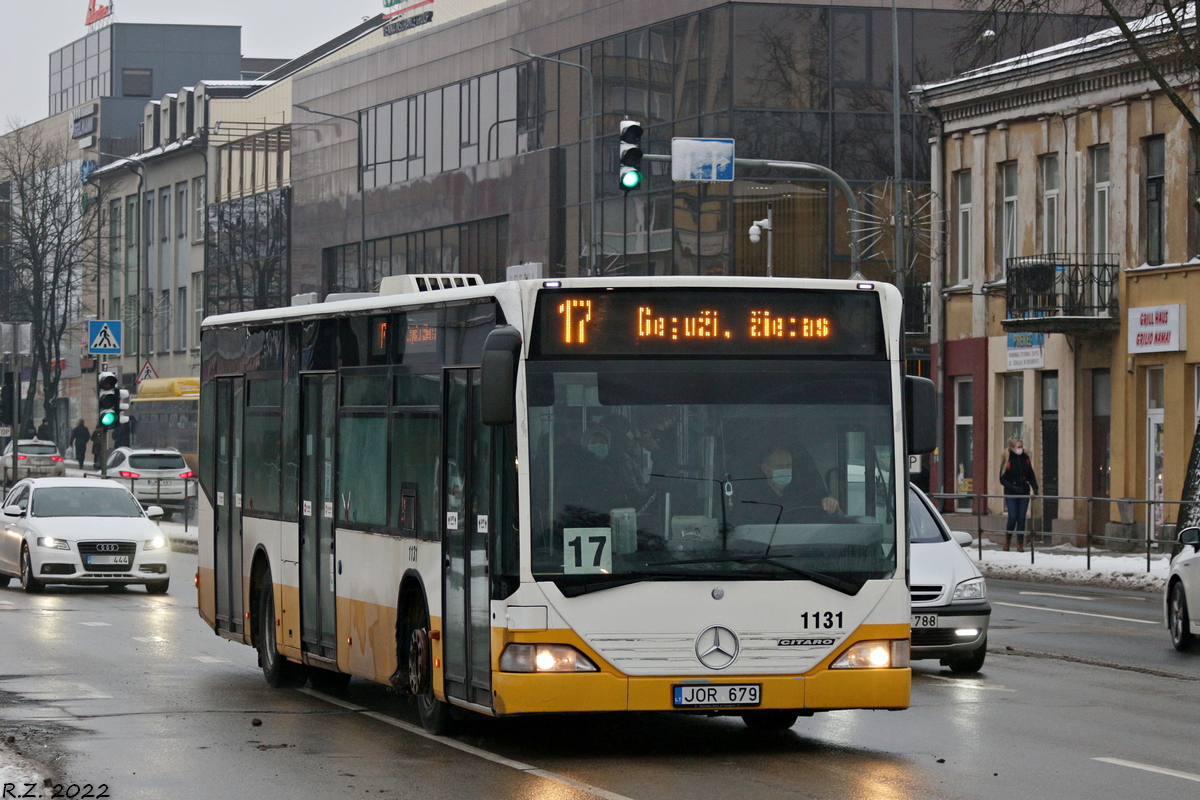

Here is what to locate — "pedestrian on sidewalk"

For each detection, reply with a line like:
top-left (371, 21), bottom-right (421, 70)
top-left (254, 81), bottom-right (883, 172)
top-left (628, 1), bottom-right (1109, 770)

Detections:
top-left (36, 418), bottom-right (51, 441)
top-left (999, 437), bottom-right (1039, 552)
top-left (91, 429), bottom-right (102, 470)
top-left (70, 419), bottom-right (90, 470)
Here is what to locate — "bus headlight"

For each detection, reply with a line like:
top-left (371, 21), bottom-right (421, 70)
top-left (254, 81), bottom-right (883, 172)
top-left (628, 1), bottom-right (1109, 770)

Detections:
top-left (952, 577), bottom-right (987, 601)
top-left (499, 644), bottom-right (598, 673)
top-left (37, 536), bottom-right (70, 550)
top-left (830, 640), bottom-right (909, 669)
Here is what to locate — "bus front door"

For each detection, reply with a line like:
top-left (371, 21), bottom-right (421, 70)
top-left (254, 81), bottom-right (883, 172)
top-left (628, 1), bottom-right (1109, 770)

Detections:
top-left (213, 377), bottom-right (244, 637)
top-left (442, 368), bottom-right (492, 708)
top-left (300, 374), bottom-right (338, 662)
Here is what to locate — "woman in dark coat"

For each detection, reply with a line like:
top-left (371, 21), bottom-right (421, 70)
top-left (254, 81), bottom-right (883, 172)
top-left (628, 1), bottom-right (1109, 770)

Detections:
top-left (999, 437), bottom-right (1039, 552)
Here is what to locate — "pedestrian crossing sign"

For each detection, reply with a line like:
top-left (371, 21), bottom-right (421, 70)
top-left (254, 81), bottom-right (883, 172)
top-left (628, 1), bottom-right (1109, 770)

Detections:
top-left (88, 320), bottom-right (122, 354)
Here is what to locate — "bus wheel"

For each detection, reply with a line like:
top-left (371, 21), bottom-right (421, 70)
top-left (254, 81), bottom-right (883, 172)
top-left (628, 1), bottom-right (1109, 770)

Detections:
top-left (740, 710), bottom-right (799, 731)
top-left (257, 572), bottom-right (306, 688)
top-left (407, 606), bottom-right (456, 735)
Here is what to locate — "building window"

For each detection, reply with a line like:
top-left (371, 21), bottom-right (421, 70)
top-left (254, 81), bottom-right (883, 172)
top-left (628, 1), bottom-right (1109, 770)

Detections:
top-left (206, 187), bottom-right (291, 315)
top-left (1091, 145), bottom-right (1110, 255)
top-left (1000, 161), bottom-right (1018, 277)
top-left (955, 170), bottom-right (972, 285)
top-left (159, 187), bottom-right (170, 241)
top-left (1002, 372), bottom-right (1024, 445)
top-left (954, 376), bottom-right (974, 511)
top-left (158, 289), bottom-right (171, 352)
top-left (191, 272), bottom-right (203, 349)
top-left (323, 216), bottom-right (509, 293)
top-left (176, 182), bottom-right (188, 239)
top-left (192, 176), bottom-right (206, 241)
top-left (122, 68), bottom-right (152, 97)
top-left (176, 286), bottom-right (187, 350)
top-left (1146, 136), bottom-right (1165, 266)
top-left (1040, 154), bottom-right (1059, 253)
top-left (125, 196), bottom-right (137, 249)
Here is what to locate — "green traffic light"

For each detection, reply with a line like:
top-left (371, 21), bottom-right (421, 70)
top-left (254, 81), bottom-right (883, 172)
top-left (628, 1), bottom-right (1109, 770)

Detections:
top-left (99, 410), bottom-right (117, 427)
top-left (620, 168), bottom-right (642, 189)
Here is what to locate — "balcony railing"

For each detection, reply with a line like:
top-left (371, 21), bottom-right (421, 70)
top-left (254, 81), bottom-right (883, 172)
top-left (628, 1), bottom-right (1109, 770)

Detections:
top-left (1003, 254), bottom-right (1119, 334)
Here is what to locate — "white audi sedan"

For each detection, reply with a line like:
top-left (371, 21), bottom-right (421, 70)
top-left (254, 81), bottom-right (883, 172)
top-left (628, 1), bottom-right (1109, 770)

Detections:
top-left (0, 478), bottom-right (170, 594)
top-left (1166, 526), bottom-right (1199, 652)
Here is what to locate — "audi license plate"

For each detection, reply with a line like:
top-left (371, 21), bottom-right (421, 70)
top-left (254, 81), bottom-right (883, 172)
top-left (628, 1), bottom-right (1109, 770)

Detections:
top-left (86, 555), bottom-right (131, 566)
top-left (911, 614), bottom-right (939, 628)
top-left (673, 684), bottom-right (761, 708)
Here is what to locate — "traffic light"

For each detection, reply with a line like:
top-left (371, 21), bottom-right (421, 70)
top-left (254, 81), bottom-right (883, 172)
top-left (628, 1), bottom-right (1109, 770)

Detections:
top-left (118, 388), bottom-right (130, 425)
top-left (0, 371), bottom-right (13, 427)
top-left (619, 119), bottom-right (644, 191)
top-left (97, 371), bottom-right (119, 429)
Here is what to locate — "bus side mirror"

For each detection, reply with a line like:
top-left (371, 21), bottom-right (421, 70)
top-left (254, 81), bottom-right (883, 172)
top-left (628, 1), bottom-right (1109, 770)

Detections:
top-left (905, 376), bottom-right (936, 455)
top-left (481, 325), bottom-right (522, 426)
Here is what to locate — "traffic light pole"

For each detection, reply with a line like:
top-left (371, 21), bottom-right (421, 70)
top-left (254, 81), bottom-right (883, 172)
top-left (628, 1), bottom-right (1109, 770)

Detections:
top-left (640, 154), bottom-right (864, 277)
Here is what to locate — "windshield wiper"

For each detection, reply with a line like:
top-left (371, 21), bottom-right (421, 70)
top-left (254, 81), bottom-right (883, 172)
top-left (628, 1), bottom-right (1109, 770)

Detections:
top-left (657, 556), bottom-right (861, 595)
top-left (554, 573), bottom-right (692, 597)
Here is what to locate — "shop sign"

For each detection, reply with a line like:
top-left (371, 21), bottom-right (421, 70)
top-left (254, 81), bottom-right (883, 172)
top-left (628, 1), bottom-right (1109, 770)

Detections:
top-left (71, 116), bottom-right (97, 139)
top-left (1128, 304), bottom-right (1186, 353)
top-left (86, 0), bottom-right (112, 26)
top-left (1006, 331), bottom-right (1044, 370)
top-left (383, 0), bottom-right (435, 37)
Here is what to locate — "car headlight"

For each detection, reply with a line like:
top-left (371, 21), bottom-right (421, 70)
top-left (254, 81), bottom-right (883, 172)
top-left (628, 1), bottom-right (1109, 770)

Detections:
top-left (952, 577), bottom-right (987, 601)
top-left (499, 644), bottom-right (598, 673)
top-left (830, 640), bottom-right (909, 669)
top-left (36, 536), bottom-right (70, 550)
top-left (144, 536), bottom-right (169, 551)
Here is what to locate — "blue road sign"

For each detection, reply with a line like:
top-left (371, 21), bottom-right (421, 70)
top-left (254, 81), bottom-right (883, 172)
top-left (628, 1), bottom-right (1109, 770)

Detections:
top-left (671, 138), bottom-right (735, 182)
top-left (88, 320), bottom-right (123, 354)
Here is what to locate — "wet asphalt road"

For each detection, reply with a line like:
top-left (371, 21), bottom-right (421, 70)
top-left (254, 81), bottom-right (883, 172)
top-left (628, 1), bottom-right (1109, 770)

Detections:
top-left (2, 552), bottom-right (1198, 800)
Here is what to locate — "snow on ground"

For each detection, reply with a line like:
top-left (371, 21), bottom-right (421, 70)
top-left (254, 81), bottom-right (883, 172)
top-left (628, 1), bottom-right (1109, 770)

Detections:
top-left (0, 749), bottom-right (47, 794)
top-left (967, 542), bottom-right (1169, 594)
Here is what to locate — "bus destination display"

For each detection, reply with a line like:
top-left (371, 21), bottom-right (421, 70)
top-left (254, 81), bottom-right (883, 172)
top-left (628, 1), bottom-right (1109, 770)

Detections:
top-left (534, 289), bottom-right (884, 357)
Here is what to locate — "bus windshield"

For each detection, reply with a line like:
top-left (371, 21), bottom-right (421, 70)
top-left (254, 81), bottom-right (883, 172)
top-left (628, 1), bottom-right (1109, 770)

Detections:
top-left (527, 360), bottom-right (897, 595)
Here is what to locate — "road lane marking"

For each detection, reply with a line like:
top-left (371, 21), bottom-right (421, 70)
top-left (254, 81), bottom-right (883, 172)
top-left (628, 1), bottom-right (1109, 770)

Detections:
top-left (192, 656), bottom-right (230, 663)
top-left (919, 675), bottom-right (1014, 692)
top-left (994, 601), bottom-right (1156, 625)
top-left (1019, 591), bottom-right (1094, 601)
top-left (1094, 757), bottom-right (1200, 784)
top-left (299, 687), bottom-right (639, 800)
top-left (80, 621), bottom-right (112, 626)
top-left (132, 636), bottom-right (167, 643)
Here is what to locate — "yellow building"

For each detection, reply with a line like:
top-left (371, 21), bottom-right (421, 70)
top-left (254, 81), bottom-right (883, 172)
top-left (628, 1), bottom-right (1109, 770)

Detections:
top-left (913, 13), bottom-right (1200, 541)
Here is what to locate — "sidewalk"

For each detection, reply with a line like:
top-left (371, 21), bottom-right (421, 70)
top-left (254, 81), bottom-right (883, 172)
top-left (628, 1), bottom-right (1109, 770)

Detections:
top-left (967, 541), bottom-right (1169, 594)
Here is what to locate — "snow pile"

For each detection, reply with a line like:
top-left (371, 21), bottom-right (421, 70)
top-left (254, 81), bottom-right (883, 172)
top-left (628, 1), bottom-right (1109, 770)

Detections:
top-left (0, 746), bottom-right (47, 794)
top-left (969, 545), bottom-right (1170, 593)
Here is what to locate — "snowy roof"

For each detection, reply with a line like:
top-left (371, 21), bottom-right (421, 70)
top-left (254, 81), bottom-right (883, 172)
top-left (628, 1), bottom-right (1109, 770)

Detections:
top-left (915, 5), bottom-right (1197, 96)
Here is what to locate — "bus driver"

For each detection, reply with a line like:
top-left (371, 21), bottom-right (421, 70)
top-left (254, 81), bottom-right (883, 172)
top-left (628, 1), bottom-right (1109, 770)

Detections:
top-left (737, 445), bottom-right (840, 525)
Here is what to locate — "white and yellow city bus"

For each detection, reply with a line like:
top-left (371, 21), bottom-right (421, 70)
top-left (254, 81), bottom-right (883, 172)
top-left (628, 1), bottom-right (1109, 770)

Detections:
top-left (197, 275), bottom-right (934, 733)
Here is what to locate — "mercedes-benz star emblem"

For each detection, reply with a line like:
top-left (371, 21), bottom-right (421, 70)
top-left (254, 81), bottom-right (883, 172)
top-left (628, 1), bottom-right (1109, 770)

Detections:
top-left (695, 625), bottom-right (739, 670)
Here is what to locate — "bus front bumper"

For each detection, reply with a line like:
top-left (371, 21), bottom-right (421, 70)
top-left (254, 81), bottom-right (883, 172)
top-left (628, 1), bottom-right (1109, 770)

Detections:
top-left (490, 666), bottom-right (910, 715)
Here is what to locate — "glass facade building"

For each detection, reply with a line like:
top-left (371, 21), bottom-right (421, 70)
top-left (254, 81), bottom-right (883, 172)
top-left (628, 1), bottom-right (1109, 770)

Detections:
top-left (294, 1), bottom-right (1094, 304)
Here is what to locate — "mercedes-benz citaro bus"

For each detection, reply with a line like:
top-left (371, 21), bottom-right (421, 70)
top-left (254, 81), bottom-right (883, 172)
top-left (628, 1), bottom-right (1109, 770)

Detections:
top-left (197, 273), bottom-right (935, 733)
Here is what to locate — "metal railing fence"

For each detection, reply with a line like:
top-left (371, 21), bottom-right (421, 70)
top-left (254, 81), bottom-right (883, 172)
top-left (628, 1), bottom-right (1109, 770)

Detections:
top-left (927, 491), bottom-right (1191, 573)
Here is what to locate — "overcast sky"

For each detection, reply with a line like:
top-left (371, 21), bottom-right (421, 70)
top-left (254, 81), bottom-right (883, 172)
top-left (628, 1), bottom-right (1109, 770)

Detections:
top-left (0, 0), bottom-right (384, 127)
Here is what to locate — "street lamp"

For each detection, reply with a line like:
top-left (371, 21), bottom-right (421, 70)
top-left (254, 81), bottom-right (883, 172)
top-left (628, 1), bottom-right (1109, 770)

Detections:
top-left (511, 48), bottom-right (599, 277)
top-left (294, 104), bottom-right (367, 288)
top-left (748, 202), bottom-right (773, 277)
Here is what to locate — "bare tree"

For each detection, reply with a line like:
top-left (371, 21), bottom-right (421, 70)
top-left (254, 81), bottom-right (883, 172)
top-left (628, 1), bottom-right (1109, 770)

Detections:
top-left (0, 123), bottom-right (101, 433)
top-left (955, 1), bottom-right (1200, 132)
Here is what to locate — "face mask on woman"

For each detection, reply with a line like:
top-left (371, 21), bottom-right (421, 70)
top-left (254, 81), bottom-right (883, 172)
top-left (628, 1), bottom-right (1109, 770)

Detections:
top-left (1013, 447), bottom-right (1023, 455)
